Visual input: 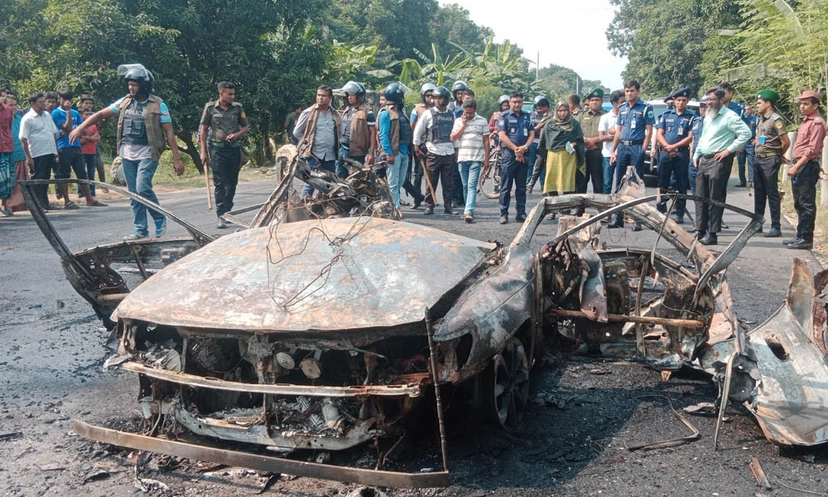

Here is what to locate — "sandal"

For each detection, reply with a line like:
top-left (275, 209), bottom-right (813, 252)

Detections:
top-left (64, 201), bottom-right (80, 210)
top-left (88, 200), bottom-right (108, 207)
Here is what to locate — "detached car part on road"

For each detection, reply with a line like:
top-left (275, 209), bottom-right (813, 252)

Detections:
top-left (23, 167), bottom-right (828, 486)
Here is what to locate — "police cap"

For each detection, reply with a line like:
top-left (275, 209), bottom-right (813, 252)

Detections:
top-left (585, 88), bottom-right (604, 100)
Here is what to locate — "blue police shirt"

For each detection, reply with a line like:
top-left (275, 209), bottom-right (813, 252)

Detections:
top-left (496, 109), bottom-right (532, 148)
top-left (742, 114), bottom-right (758, 140)
top-left (656, 109), bottom-right (695, 145)
top-left (727, 102), bottom-right (744, 118)
top-left (691, 115), bottom-right (704, 157)
top-left (52, 107), bottom-right (82, 149)
top-left (616, 100), bottom-right (655, 142)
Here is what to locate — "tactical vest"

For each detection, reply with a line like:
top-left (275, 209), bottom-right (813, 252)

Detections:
top-left (348, 103), bottom-right (371, 156)
top-left (116, 95), bottom-right (168, 162)
top-left (428, 108), bottom-right (454, 145)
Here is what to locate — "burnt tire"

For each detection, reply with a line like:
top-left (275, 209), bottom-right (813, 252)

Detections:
top-left (482, 337), bottom-right (530, 429)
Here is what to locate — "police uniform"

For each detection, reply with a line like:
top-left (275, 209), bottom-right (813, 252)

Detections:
top-left (576, 88), bottom-right (606, 195)
top-left (737, 111), bottom-right (757, 186)
top-left (201, 99), bottom-right (248, 218)
top-left (655, 87), bottom-right (694, 221)
top-left (753, 89), bottom-right (786, 233)
top-left (497, 108), bottom-right (533, 220)
top-left (614, 97), bottom-right (655, 188)
top-left (412, 106), bottom-right (456, 213)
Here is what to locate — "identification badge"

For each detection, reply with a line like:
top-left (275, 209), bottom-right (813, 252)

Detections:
top-left (678, 127), bottom-right (684, 136)
top-left (759, 135), bottom-right (767, 145)
top-left (630, 119), bottom-right (636, 130)
top-left (524, 127), bottom-right (528, 137)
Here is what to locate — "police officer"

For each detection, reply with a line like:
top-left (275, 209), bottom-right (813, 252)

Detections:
top-left (653, 87), bottom-right (694, 224)
top-left (736, 103), bottom-right (757, 187)
top-left (335, 81), bottom-right (376, 178)
top-left (496, 91), bottom-right (534, 224)
top-left (406, 82), bottom-right (437, 205)
top-left (576, 88), bottom-right (607, 198)
top-left (689, 95), bottom-right (707, 197)
top-left (610, 79), bottom-right (655, 230)
top-left (448, 80), bottom-right (468, 117)
top-left (412, 85), bottom-right (456, 215)
top-left (753, 89), bottom-right (790, 238)
top-left (199, 82), bottom-right (249, 228)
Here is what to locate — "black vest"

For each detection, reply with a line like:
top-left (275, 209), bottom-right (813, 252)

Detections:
top-left (428, 108), bottom-right (454, 145)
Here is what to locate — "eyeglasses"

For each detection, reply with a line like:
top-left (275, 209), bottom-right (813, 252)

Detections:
top-left (424, 94), bottom-right (434, 99)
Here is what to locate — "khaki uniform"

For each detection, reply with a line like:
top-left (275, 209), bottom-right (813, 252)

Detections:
top-left (201, 101), bottom-right (248, 146)
top-left (753, 111), bottom-right (786, 228)
top-left (200, 100), bottom-right (249, 217)
top-left (575, 108), bottom-right (606, 195)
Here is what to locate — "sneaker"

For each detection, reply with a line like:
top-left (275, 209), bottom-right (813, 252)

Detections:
top-left (2, 207), bottom-right (12, 216)
top-left (217, 216), bottom-right (227, 229)
top-left (423, 206), bottom-right (434, 215)
top-left (499, 215), bottom-right (508, 225)
top-left (735, 182), bottom-right (746, 188)
top-left (124, 230), bottom-right (147, 241)
top-left (764, 227), bottom-right (781, 238)
top-left (155, 218), bottom-right (167, 238)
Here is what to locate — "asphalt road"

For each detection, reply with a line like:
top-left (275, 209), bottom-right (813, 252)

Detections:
top-left (1, 173), bottom-right (826, 496)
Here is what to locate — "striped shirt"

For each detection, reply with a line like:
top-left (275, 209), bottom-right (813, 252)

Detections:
top-left (452, 114), bottom-right (489, 162)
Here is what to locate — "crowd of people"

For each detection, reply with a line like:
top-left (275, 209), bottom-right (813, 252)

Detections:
top-left (2, 63), bottom-right (825, 250)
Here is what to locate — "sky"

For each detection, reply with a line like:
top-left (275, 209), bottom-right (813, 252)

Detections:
top-left (441, 0), bottom-right (628, 90)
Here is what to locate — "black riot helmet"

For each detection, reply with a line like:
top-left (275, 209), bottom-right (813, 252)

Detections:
top-left (117, 64), bottom-right (155, 95)
top-left (383, 82), bottom-right (406, 105)
top-left (433, 86), bottom-right (450, 107)
top-left (451, 80), bottom-right (468, 100)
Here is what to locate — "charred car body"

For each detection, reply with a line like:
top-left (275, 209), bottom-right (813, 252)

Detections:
top-left (21, 155), bottom-right (828, 486)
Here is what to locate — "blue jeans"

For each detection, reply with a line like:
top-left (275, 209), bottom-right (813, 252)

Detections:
top-left (458, 160), bottom-right (482, 215)
top-left (386, 153), bottom-right (409, 209)
top-left (602, 157), bottom-right (614, 194)
top-left (499, 150), bottom-right (528, 217)
top-left (122, 158), bottom-right (164, 235)
top-left (301, 159), bottom-right (337, 198)
top-left (335, 144), bottom-right (365, 178)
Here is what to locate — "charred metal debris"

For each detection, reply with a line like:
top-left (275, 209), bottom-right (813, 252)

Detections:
top-left (22, 177), bottom-right (828, 487)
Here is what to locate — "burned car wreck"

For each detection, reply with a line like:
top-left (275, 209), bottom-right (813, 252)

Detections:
top-left (22, 164), bottom-right (828, 486)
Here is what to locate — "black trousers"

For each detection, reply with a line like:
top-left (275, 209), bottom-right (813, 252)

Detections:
top-left (580, 149), bottom-right (603, 194)
top-left (210, 146), bottom-right (241, 217)
top-left (753, 154), bottom-right (782, 227)
top-left (32, 153), bottom-right (58, 208)
top-left (424, 152), bottom-right (455, 209)
top-left (792, 161), bottom-right (820, 242)
top-left (658, 148), bottom-right (689, 217)
top-left (695, 155), bottom-right (733, 234)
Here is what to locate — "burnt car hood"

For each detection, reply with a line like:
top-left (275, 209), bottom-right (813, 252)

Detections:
top-left (113, 217), bottom-right (497, 332)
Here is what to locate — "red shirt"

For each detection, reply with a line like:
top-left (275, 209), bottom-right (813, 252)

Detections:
top-left (0, 103), bottom-right (13, 153)
top-left (81, 124), bottom-right (99, 155)
top-left (792, 113), bottom-right (826, 161)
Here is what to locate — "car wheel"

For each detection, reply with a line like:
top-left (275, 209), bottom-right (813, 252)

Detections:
top-left (484, 337), bottom-right (530, 429)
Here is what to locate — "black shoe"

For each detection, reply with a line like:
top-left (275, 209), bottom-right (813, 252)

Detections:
top-left (413, 195), bottom-right (425, 209)
top-left (764, 227), bottom-right (781, 238)
top-left (787, 239), bottom-right (813, 250)
top-left (444, 208), bottom-right (456, 215)
top-left (756, 226), bottom-right (763, 233)
top-left (499, 215), bottom-right (508, 225)
top-left (784, 237), bottom-right (799, 246)
top-left (675, 216), bottom-right (684, 224)
top-left (424, 206), bottom-right (434, 215)
top-left (696, 231), bottom-right (706, 240)
top-left (700, 233), bottom-right (718, 245)
top-left (607, 220), bottom-right (623, 229)
top-left (515, 213), bottom-right (526, 222)
top-left (735, 182), bottom-right (746, 188)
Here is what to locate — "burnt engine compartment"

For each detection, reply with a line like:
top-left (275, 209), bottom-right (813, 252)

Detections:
top-left (117, 320), bottom-right (434, 447)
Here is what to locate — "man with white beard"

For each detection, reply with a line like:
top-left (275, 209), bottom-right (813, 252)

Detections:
top-left (691, 87), bottom-right (751, 245)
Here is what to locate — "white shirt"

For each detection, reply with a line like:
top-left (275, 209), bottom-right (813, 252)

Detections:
top-left (599, 110), bottom-right (618, 158)
top-left (19, 109), bottom-right (58, 158)
top-left (413, 108), bottom-right (456, 156)
top-left (452, 114), bottom-right (489, 162)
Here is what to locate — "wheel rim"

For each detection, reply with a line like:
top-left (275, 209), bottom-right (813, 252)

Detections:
top-left (477, 157), bottom-right (502, 199)
top-left (492, 337), bottom-right (530, 428)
